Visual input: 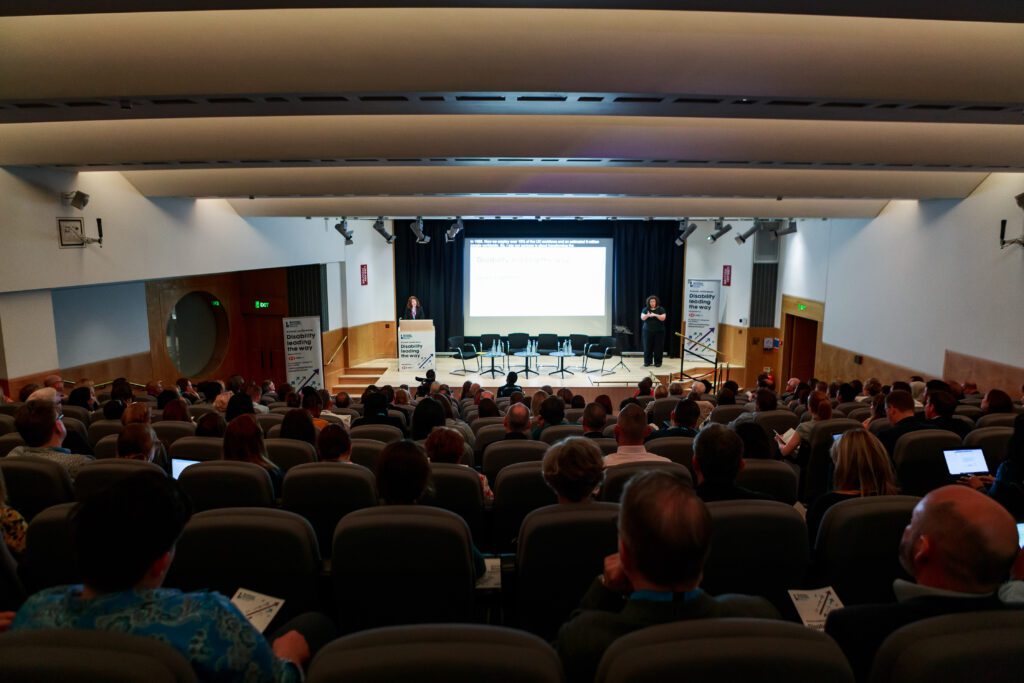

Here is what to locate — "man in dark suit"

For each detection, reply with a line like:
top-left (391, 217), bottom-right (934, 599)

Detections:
top-left (350, 390), bottom-right (407, 436)
top-left (878, 389), bottom-right (931, 456)
top-left (825, 486), bottom-right (1021, 681)
top-left (502, 403), bottom-right (531, 440)
top-left (556, 470), bottom-right (780, 683)
top-left (923, 389), bottom-right (972, 439)
top-left (692, 423), bottom-right (773, 503)
top-left (581, 402), bottom-right (607, 439)
top-left (645, 398), bottom-right (700, 442)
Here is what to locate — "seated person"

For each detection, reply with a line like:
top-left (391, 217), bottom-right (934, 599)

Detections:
top-left (604, 404), bottom-right (669, 468)
top-left (161, 398), bottom-right (191, 423)
top-left (10, 472), bottom-right (312, 680)
top-left (225, 392), bottom-right (256, 423)
top-left (777, 390), bottom-right (832, 461)
top-left (334, 391), bottom-right (351, 409)
top-left (194, 412), bottom-right (227, 438)
top-left (116, 424), bottom-right (158, 462)
top-left (733, 421), bottom-right (778, 460)
top-left (556, 470), bottom-right (779, 683)
top-left (66, 386), bottom-right (99, 412)
top-left (477, 397), bottom-right (501, 419)
top-left (580, 402), bottom-right (607, 439)
top-left (8, 398), bottom-right (92, 480)
top-left (692, 424), bottom-right (773, 503)
top-left (960, 412), bottom-right (1024, 519)
top-left (280, 408), bottom-right (317, 448)
top-left (103, 398), bottom-right (128, 422)
top-left (878, 389), bottom-right (931, 455)
top-left (224, 414), bottom-right (284, 496)
top-left (424, 427), bottom-right (492, 502)
top-left (352, 390), bottom-right (407, 436)
top-left (542, 437), bottom-right (604, 503)
top-left (497, 372), bottom-right (522, 399)
top-left (804, 429), bottom-right (899, 542)
top-left (981, 388), bottom-right (1015, 415)
top-left (155, 389), bottom-right (180, 410)
top-left (826, 486), bottom-right (1021, 682)
top-left (301, 391), bottom-right (329, 430)
top-left (728, 388), bottom-right (778, 428)
top-left (531, 396), bottom-right (567, 440)
top-left (317, 423), bottom-right (353, 463)
top-left (923, 389), bottom-right (971, 439)
top-left (645, 399), bottom-right (700, 441)
top-left (503, 403), bottom-right (532, 440)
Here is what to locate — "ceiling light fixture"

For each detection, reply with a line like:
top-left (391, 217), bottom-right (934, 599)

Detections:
top-left (446, 217), bottom-right (464, 243)
top-left (334, 217), bottom-right (354, 246)
top-left (61, 190), bottom-right (89, 210)
top-left (675, 218), bottom-right (698, 246)
top-left (373, 217), bottom-right (396, 245)
top-left (707, 219), bottom-right (732, 243)
top-left (409, 216), bottom-right (431, 244)
top-left (770, 219), bottom-right (799, 240)
top-left (734, 219), bottom-right (762, 245)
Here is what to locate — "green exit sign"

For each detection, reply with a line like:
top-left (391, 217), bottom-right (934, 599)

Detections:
top-left (211, 300), bottom-right (221, 307)
top-left (797, 303), bottom-right (808, 311)
top-left (254, 300), bottom-right (270, 310)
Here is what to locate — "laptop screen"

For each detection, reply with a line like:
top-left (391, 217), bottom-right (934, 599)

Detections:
top-left (171, 458), bottom-right (199, 480)
top-left (942, 449), bottom-right (988, 476)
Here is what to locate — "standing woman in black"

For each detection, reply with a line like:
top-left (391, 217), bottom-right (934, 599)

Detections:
top-left (402, 295), bottom-right (426, 320)
top-left (640, 295), bottom-right (667, 367)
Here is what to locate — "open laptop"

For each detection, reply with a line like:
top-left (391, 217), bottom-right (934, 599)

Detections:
top-left (942, 448), bottom-right (989, 478)
top-left (171, 458), bottom-right (199, 480)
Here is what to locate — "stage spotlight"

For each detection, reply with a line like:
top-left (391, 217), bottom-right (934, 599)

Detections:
top-left (61, 190), bottom-right (90, 210)
top-left (334, 217), bottom-right (354, 245)
top-left (707, 219), bottom-right (732, 243)
top-left (674, 218), bottom-right (698, 246)
top-left (409, 217), bottom-right (431, 244)
top-left (734, 219), bottom-right (762, 245)
top-left (445, 217), bottom-right (464, 242)
top-left (373, 217), bottom-right (396, 245)
top-left (770, 219), bottom-right (798, 240)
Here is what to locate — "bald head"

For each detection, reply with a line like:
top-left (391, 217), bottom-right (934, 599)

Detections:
top-left (615, 403), bottom-right (649, 445)
top-left (900, 486), bottom-right (1018, 594)
top-left (504, 402), bottom-right (531, 434)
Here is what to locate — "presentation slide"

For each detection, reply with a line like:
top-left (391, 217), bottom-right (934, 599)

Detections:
top-left (463, 237), bottom-right (613, 336)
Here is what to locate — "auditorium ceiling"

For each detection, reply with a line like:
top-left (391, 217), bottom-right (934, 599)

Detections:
top-left (1, 4), bottom-right (1022, 219)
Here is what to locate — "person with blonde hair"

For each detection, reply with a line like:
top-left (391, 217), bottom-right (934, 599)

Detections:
top-left (805, 428), bottom-right (898, 542)
top-left (530, 390), bottom-right (549, 422)
top-left (542, 437), bottom-right (605, 503)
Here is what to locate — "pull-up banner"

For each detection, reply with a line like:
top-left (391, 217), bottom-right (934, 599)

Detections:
top-left (283, 316), bottom-right (324, 391)
top-left (684, 279), bottom-right (721, 356)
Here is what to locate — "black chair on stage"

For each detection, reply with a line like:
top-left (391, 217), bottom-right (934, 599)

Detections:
top-left (448, 336), bottom-right (481, 375)
top-left (536, 333), bottom-right (559, 369)
top-left (584, 337), bottom-right (619, 375)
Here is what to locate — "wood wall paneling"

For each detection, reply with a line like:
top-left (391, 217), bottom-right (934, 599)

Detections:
top-left (321, 327), bottom-right (346, 386)
top-left (943, 350), bottom-right (1024, 396)
top-left (816, 342), bottom-right (926, 384)
top-left (345, 320), bottom-right (398, 368)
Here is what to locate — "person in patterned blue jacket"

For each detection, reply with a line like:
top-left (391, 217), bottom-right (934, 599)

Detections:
top-left (11, 471), bottom-right (309, 682)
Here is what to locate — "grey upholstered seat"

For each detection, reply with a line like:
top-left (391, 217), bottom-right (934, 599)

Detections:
top-left (492, 461), bottom-right (558, 550)
top-left (0, 414), bottom-right (16, 436)
top-left (803, 418), bottom-right (863, 502)
top-left (422, 463), bottom-right (485, 538)
top-left (265, 437), bottom-right (317, 473)
top-left (892, 429), bottom-right (963, 496)
top-left (0, 455), bottom-right (74, 521)
top-left (754, 409), bottom-right (800, 436)
top-left (282, 462), bottom-right (378, 557)
top-left (177, 461), bottom-right (275, 512)
top-left (709, 404), bottom-right (746, 424)
top-left (482, 440), bottom-right (549, 485)
top-left (735, 459), bottom-right (799, 504)
top-left (168, 436), bottom-right (224, 462)
top-left (17, 502), bottom-right (79, 593)
top-left (647, 397), bottom-right (680, 427)
top-left (539, 424), bottom-right (584, 444)
top-left (350, 424), bottom-right (404, 444)
top-left (962, 426), bottom-right (1013, 471)
top-left (473, 424), bottom-right (507, 459)
top-left (975, 413), bottom-right (1017, 429)
top-left (74, 459), bottom-right (166, 500)
top-left (0, 433), bottom-right (25, 457)
top-left (643, 436), bottom-right (695, 472)
top-left (152, 420), bottom-right (196, 448)
top-left (86, 419), bottom-right (123, 447)
top-left (470, 416), bottom-right (505, 435)
top-left (350, 438), bottom-right (386, 469)
top-left (595, 618), bottom-right (854, 683)
top-left (307, 624), bottom-right (562, 683)
top-left (600, 462), bottom-right (692, 503)
top-left (0, 537), bottom-right (26, 611)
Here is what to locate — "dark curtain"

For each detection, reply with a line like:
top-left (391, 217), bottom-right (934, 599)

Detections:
top-left (612, 221), bottom-right (686, 356)
top-left (393, 219), bottom-right (465, 350)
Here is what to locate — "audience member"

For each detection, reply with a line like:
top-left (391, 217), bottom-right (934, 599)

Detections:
top-left (120, 402), bottom-right (152, 426)
top-left (669, 381), bottom-right (685, 397)
top-left (496, 372), bottom-right (522, 399)
top-left (825, 486), bottom-right (1020, 681)
top-left (570, 395), bottom-right (586, 409)
top-left (645, 399), bottom-right (700, 442)
top-left (225, 392), bottom-right (256, 423)
top-left (962, 381), bottom-right (981, 397)
top-left (317, 423), bottom-right (353, 463)
top-left (410, 396), bottom-right (446, 441)
top-left (503, 403), bottom-right (532, 440)
top-left (175, 378), bottom-right (201, 404)
top-left (194, 412), bottom-right (227, 438)
top-left (352, 391), bottom-right (407, 436)
top-left (144, 380), bottom-right (163, 400)
top-left (981, 388), bottom-right (1015, 415)
top-left (249, 384), bottom-right (270, 414)
top-left (8, 399), bottom-right (91, 480)
top-left (109, 378), bottom-right (135, 404)
top-left (777, 390), bottom-right (831, 460)
top-left (375, 440), bottom-right (432, 505)
top-left (804, 429), bottom-right (899, 542)
top-left (9, 472), bottom-right (313, 680)
top-left (530, 390), bottom-right (548, 418)
top-left (280, 409), bottom-right (317, 448)
top-left (862, 394), bottom-right (887, 430)
top-left (478, 397), bottom-right (500, 419)
top-left (580, 403), bottom-right (607, 438)
top-left (532, 396), bottom-right (567, 440)
top-left (0, 469), bottom-right (27, 556)
top-left (17, 384), bottom-right (40, 403)
top-left (733, 421), bottom-right (777, 460)
top-left (66, 386), bottom-right (98, 412)
top-left (425, 427), bottom-right (492, 502)
top-left (923, 390), bottom-right (971, 439)
top-left (542, 437), bottom-right (604, 503)
top-left (155, 389), bottom-right (179, 410)
top-left (555, 470), bottom-right (779, 683)
top-left (729, 389), bottom-right (778, 428)
top-left (334, 391), bottom-right (352, 409)
top-left (959, 413), bottom-right (1024, 519)
top-left (878, 390), bottom-right (930, 455)
top-left (508, 390), bottom-right (525, 406)
top-left (633, 377), bottom-right (654, 398)
top-left (692, 424), bottom-right (772, 503)
top-left (224, 414), bottom-right (283, 496)
top-left (653, 384), bottom-right (669, 400)
top-left (715, 387), bottom-right (736, 405)
top-left (161, 398), bottom-right (191, 423)
top-left (594, 394), bottom-right (614, 416)
top-left (42, 374), bottom-right (65, 400)
top-left (116, 424), bottom-right (157, 462)
top-left (604, 404), bottom-right (668, 468)
top-left (301, 391), bottom-right (329, 429)
top-left (260, 379), bottom-right (278, 404)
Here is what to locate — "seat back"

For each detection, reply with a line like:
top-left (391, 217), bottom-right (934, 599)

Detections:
top-left (0, 433), bottom-right (25, 458)
top-left (265, 437), bottom-right (317, 473)
top-left (517, 503), bottom-right (620, 640)
top-left (350, 424), bottom-right (404, 444)
top-left (804, 418), bottom-right (863, 502)
top-left (0, 455), bottom-right (74, 521)
top-left (168, 436), bottom-right (224, 463)
top-left (332, 506), bottom-right (475, 632)
top-left (350, 438), bottom-right (386, 469)
top-left (0, 537), bottom-right (26, 611)
top-left (471, 416), bottom-right (505, 435)
top-left (702, 500), bottom-right (809, 605)
top-left (0, 629), bottom-right (198, 683)
top-left (591, 437), bottom-right (619, 455)
top-left (254, 412), bottom-right (285, 434)
top-left (755, 410), bottom-right (800, 435)
top-left (539, 424), bottom-right (584, 444)
top-left (536, 333), bottom-right (559, 352)
top-left (0, 403), bottom-right (22, 418)
top-left (62, 417), bottom-right (89, 449)
top-left (600, 462), bottom-right (692, 502)
top-left (87, 419), bottom-right (123, 447)
top-left (735, 459), bottom-right (799, 504)
top-left (482, 440), bottom-right (549, 485)
top-left (962, 426), bottom-right (1013, 472)
top-left (165, 507), bottom-right (320, 630)
top-left (152, 421), bottom-right (196, 448)
top-left (423, 463), bottom-right (486, 537)
top-left (0, 414), bottom-right (16, 436)
top-left (814, 495), bottom-right (919, 605)
top-left (647, 398), bottom-right (679, 427)
top-left (186, 405), bottom-right (215, 420)
top-left (17, 502), bottom-right (79, 593)
top-left (307, 624), bottom-right (562, 683)
top-left (492, 461), bottom-right (558, 550)
top-left (953, 404), bottom-right (984, 420)
top-left (282, 462), bottom-right (378, 557)
top-left (595, 618), bottom-right (854, 683)
top-left (976, 413), bottom-right (1017, 429)
top-left (177, 461), bottom-right (275, 512)
top-left (892, 430), bottom-right (964, 496)
top-left (92, 433), bottom-right (120, 459)
top-left (506, 333), bottom-right (530, 352)
top-left (74, 459), bottom-right (165, 501)
top-left (643, 437), bottom-right (695, 471)
top-left (869, 610), bottom-right (1024, 683)
top-left (473, 424), bottom-right (507, 458)
top-left (709, 405), bottom-right (746, 424)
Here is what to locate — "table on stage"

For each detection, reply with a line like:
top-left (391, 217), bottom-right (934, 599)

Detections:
top-left (513, 351), bottom-right (539, 377)
top-left (548, 350), bottom-right (576, 378)
top-left (480, 351), bottom-right (505, 378)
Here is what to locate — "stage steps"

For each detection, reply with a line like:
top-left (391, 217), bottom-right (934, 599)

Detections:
top-left (330, 367), bottom-right (388, 394)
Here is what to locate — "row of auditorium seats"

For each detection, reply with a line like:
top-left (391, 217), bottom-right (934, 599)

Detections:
top-left (6, 612), bottom-right (1020, 683)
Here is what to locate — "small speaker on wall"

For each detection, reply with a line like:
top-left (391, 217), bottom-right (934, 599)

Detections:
top-left (854, 355), bottom-right (864, 365)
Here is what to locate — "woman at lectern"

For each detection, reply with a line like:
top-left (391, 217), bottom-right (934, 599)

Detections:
top-left (402, 295), bottom-right (426, 320)
top-left (640, 294), bottom-right (667, 367)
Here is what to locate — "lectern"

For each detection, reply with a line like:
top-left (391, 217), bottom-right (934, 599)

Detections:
top-left (398, 319), bottom-right (436, 372)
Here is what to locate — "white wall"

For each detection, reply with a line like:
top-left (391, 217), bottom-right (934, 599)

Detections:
top-left (338, 221), bottom-right (396, 326)
top-left (779, 173), bottom-right (1024, 375)
top-left (684, 219), bottom-right (755, 326)
top-left (51, 281), bottom-right (150, 368)
top-left (0, 290), bottom-right (59, 377)
top-left (779, 219), bottom-right (834, 303)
